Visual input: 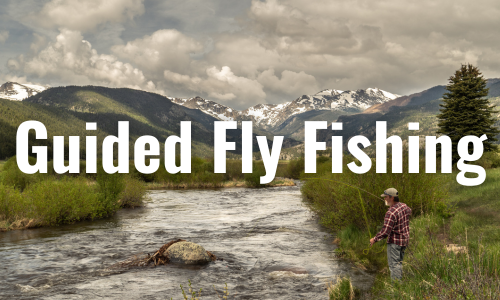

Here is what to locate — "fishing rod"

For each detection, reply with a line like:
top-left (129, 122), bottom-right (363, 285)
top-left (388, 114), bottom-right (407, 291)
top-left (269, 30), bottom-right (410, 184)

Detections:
top-left (301, 177), bottom-right (386, 255)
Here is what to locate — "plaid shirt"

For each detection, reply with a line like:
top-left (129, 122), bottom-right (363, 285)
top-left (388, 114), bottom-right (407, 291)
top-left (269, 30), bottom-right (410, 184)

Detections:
top-left (373, 202), bottom-right (412, 246)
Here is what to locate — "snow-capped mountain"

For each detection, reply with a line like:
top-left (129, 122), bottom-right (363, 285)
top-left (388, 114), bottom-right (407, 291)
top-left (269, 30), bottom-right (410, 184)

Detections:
top-left (169, 96), bottom-right (239, 121)
top-left (169, 88), bottom-right (400, 130)
top-left (0, 82), bottom-right (49, 101)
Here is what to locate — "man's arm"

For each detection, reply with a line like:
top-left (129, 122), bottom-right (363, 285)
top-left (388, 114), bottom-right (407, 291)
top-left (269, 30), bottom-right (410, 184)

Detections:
top-left (373, 212), bottom-right (395, 243)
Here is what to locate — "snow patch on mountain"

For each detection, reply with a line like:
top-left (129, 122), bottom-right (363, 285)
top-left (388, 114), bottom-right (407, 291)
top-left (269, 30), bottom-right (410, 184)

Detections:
top-left (169, 96), bottom-right (240, 121)
top-left (168, 88), bottom-right (400, 129)
top-left (0, 82), bottom-right (49, 101)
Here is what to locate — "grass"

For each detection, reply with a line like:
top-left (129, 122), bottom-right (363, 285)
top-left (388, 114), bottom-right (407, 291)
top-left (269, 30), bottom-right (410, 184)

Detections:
top-left (328, 276), bottom-right (361, 300)
top-left (0, 157), bottom-right (148, 231)
top-left (0, 156), bottom-right (297, 231)
top-left (324, 168), bottom-right (500, 299)
top-left (137, 158), bottom-right (295, 189)
top-left (301, 157), bottom-right (449, 238)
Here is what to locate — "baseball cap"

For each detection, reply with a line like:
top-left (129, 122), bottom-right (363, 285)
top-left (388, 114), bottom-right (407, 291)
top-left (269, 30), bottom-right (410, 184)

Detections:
top-left (381, 188), bottom-right (398, 197)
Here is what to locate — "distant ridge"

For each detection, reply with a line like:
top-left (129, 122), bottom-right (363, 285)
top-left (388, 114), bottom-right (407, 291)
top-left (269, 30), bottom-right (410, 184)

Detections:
top-left (170, 87), bottom-right (400, 130)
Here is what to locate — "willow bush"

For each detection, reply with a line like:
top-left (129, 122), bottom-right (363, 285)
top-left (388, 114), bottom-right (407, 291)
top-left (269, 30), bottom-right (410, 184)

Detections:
top-left (0, 177), bottom-right (101, 227)
top-left (301, 158), bottom-right (449, 231)
top-left (0, 157), bottom-right (148, 229)
top-left (119, 176), bottom-right (148, 208)
top-left (1, 156), bottom-right (42, 191)
top-left (244, 162), bottom-right (268, 187)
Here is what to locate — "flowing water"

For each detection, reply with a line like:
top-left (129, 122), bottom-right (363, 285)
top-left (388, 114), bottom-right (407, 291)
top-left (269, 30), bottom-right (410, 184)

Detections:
top-left (0, 183), bottom-right (373, 299)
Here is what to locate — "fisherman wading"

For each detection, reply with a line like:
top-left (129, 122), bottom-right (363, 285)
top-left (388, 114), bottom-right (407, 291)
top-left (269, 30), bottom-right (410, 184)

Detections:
top-left (370, 188), bottom-right (412, 281)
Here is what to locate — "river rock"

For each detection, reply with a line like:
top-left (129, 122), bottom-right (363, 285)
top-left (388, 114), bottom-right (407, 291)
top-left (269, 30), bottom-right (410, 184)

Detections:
top-left (166, 241), bottom-right (211, 265)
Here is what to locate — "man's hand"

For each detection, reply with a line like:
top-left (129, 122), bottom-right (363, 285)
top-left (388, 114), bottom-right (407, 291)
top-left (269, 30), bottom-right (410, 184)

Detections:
top-left (369, 238), bottom-right (376, 246)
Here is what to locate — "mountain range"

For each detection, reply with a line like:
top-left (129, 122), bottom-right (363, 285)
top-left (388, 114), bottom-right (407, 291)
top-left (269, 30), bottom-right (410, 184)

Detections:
top-left (0, 84), bottom-right (300, 160)
top-left (1, 79), bottom-right (499, 160)
top-left (169, 88), bottom-right (399, 131)
top-left (312, 78), bottom-right (500, 153)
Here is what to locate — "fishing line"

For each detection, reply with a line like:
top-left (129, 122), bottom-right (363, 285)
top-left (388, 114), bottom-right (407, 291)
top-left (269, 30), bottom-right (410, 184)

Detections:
top-left (302, 177), bottom-right (386, 255)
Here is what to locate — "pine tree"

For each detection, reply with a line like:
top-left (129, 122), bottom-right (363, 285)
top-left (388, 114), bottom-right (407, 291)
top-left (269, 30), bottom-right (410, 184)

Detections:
top-left (437, 64), bottom-right (499, 162)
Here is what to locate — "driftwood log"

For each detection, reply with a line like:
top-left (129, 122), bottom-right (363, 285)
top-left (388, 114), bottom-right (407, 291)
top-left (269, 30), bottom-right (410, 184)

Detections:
top-left (112, 239), bottom-right (217, 268)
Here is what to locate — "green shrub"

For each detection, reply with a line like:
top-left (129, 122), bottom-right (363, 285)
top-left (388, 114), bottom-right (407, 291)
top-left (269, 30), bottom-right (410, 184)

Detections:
top-left (274, 161), bottom-right (289, 178)
top-left (96, 167), bottom-right (124, 216)
top-left (0, 177), bottom-right (103, 227)
top-left (23, 177), bottom-right (101, 225)
top-left (0, 183), bottom-right (23, 222)
top-left (284, 157), bottom-right (304, 179)
top-left (150, 157), bottom-right (226, 188)
top-left (317, 155), bottom-right (330, 165)
top-left (224, 159), bottom-right (244, 181)
top-left (244, 162), bottom-right (267, 187)
top-left (1, 156), bottom-right (41, 191)
top-left (477, 151), bottom-right (500, 169)
top-left (301, 161), bottom-right (449, 231)
top-left (120, 176), bottom-right (147, 208)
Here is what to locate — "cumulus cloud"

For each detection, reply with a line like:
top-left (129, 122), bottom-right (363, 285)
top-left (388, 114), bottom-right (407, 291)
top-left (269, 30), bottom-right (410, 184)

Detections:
top-left (257, 68), bottom-right (319, 96)
top-left (206, 66), bottom-right (266, 102)
top-left (0, 31), bottom-right (9, 43)
top-left (247, 0), bottom-right (361, 55)
top-left (112, 29), bottom-right (203, 75)
top-left (9, 29), bottom-right (158, 92)
top-left (164, 66), bottom-right (266, 107)
top-left (30, 33), bottom-right (48, 54)
top-left (0, 74), bottom-right (29, 84)
top-left (4, 0), bottom-right (500, 109)
top-left (209, 0), bottom-right (500, 96)
top-left (33, 0), bottom-right (144, 32)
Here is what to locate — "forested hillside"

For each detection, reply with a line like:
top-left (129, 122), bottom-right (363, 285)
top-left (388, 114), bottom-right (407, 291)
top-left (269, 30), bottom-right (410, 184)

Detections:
top-left (0, 86), bottom-right (292, 160)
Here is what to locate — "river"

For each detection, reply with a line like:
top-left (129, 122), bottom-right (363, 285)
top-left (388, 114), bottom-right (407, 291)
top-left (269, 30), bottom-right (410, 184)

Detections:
top-left (0, 183), bottom-right (373, 299)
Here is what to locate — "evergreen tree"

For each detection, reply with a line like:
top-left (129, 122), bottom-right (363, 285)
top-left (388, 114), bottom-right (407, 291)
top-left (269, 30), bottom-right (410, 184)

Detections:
top-left (437, 64), bottom-right (499, 162)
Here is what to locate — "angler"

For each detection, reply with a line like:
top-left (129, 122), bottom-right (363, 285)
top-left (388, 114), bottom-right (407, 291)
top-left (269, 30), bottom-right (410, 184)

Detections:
top-left (370, 188), bottom-right (412, 281)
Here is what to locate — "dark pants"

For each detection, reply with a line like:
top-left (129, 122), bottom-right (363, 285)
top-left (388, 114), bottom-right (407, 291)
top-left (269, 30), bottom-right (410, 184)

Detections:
top-left (387, 243), bottom-right (406, 280)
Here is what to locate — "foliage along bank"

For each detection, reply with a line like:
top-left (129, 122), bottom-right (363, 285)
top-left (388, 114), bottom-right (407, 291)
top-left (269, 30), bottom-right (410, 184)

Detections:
top-left (0, 156), bottom-right (147, 230)
top-left (298, 156), bottom-right (500, 299)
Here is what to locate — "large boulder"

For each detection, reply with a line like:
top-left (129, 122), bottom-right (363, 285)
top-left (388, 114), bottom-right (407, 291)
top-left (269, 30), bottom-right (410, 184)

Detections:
top-left (166, 241), bottom-right (211, 265)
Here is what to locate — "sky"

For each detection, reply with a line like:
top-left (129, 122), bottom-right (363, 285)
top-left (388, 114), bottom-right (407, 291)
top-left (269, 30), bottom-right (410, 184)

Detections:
top-left (1, 0), bottom-right (499, 110)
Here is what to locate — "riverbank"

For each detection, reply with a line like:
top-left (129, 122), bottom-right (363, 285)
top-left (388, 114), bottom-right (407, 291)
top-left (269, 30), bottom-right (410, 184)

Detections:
top-left (145, 177), bottom-right (295, 189)
top-left (0, 158), bottom-right (148, 231)
top-left (0, 157), bottom-right (298, 231)
top-left (323, 169), bottom-right (500, 299)
top-left (0, 182), bottom-right (355, 299)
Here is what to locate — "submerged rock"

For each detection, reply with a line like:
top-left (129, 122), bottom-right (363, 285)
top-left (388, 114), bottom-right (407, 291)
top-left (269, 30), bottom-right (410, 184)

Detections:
top-left (166, 241), bottom-right (212, 265)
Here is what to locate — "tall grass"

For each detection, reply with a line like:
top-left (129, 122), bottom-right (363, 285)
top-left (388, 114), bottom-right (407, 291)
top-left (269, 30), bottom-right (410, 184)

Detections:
top-left (301, 158), bottom-right (449, 232)
top-left (96, 166), bottom-right (125, 215)
top-left (1, 156), bottom-right (42, 191)
top-left (282, 157), bottom-right (304, 179)
top-left (330, 169), bottom-right (500, 299)
top-left (141, 157), bottom-right (292, 188)
top-left (0, 177), bottom-right (101, 228)
top-left (333, 224), bottom-right (388, 270)
top-left (0, 156), bottom-right (147, 230)
top-left (328, 276), bottom-right (361, 300)
top-left (372, 213), bottom-right (500, 299)
top-left (244, 162), bottom-right (268, 187)
top-left (120, 176), bottom-right (148, 208)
